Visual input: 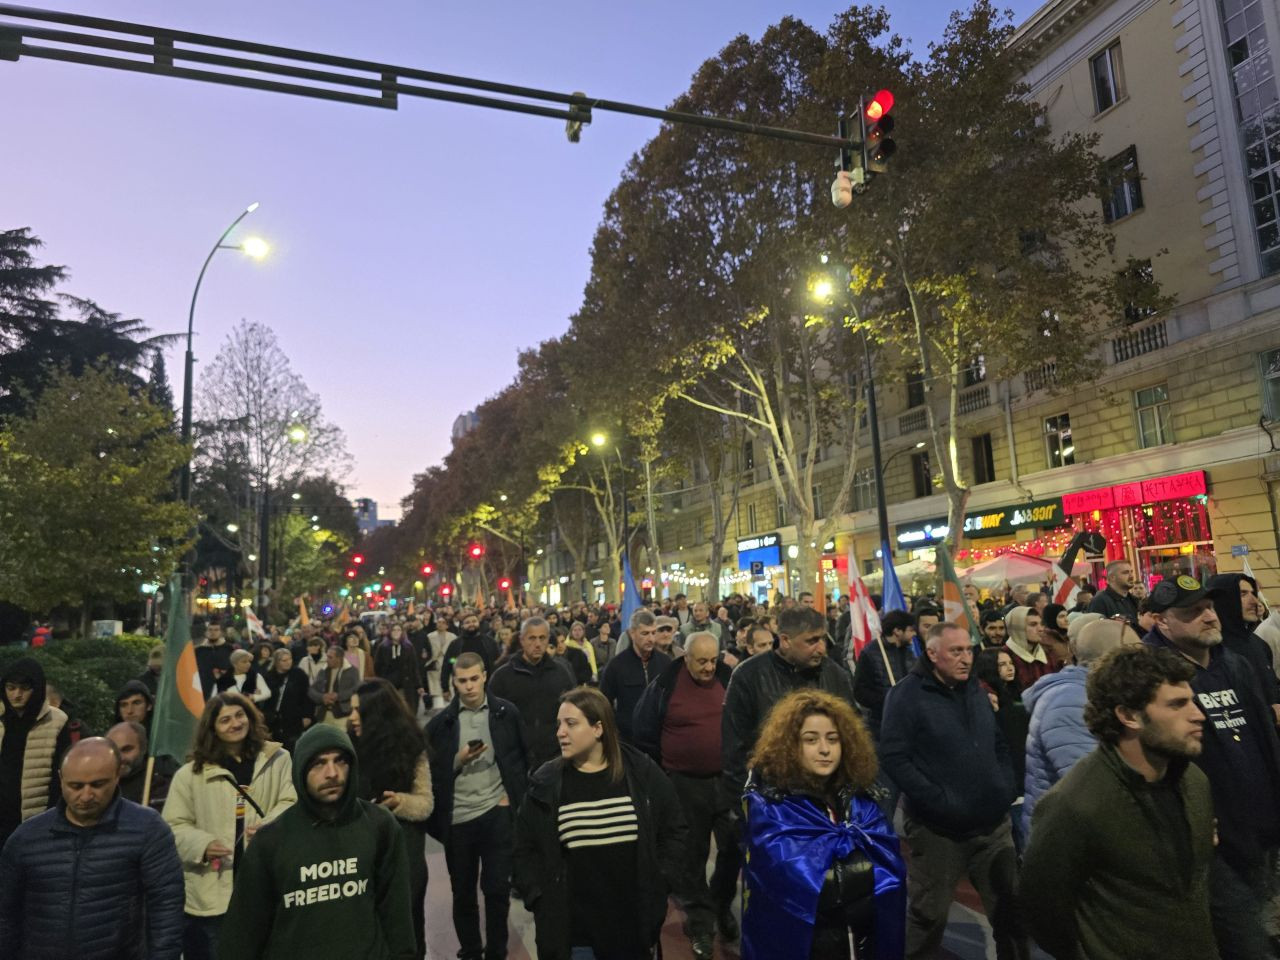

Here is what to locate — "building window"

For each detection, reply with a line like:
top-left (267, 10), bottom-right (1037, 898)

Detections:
top-left (1091, 41), bottom-right (1125, 113)
top-left (911, 450), bottom-right (933, 498)
top-left (1045, 414), bottom-right (1076, 467)
top-left (972, 433), bottom-right (996, 485)
top-left (776, 498), bottom-right (788, 527)
top-left (812, 484), bottom-right (824, 520)
top-left (906, 369), bottom-right (926, 409)
top-left (741, 441), bottom-right (754, 472)
top-left (853, 467), bottom-right (876, 512)
top-left (1218, 0), bottom-right (1280, 272)
top-left (1261, 348), bottom-right (1280, 419)
top-left (747, 502), bottom-right (757, 533)
top-left (1135, 384), bottom-right (1174, 447)
top-left (1101, 146), bottom-right (1144, 223)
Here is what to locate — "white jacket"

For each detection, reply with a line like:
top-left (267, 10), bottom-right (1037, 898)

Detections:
top-left (162, 741), bottom-right (296, 916)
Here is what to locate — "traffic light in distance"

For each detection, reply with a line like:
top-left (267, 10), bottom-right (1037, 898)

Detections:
top-left (352, 553), bottom-right (364, 565)
top-left (468, 543), bottom-right (485, 559)
top-left (439, 583), bottom-right (453, 597)
top-left (498, 577), bottom-right (512, 591)
top-left (382, 582), bottom-right (394, 593)
top-left (861, 89), bottom-right (896, 176)
top-left (345, 568), bottom-right (357, 579)
top-left (421, 563), bottom-right (434, 576)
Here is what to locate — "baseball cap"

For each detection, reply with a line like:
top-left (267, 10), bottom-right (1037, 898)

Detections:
top-left (1147, 575), bottom-right (1209, 613)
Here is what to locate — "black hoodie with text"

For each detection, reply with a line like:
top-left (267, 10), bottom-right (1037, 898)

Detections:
top-left (216, 724), bottom-right (415, 960)
top-left (1207, 572), bottom-right (1280, 706)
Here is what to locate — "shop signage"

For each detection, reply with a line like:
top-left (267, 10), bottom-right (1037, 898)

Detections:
top-left (737, 531), bottom-right (782, 570)
top-left (750, 561), bottom-right (765, 577)
top-left (962, 499), bottom-right (1065, 538)
top-left (896, 519), bottom-right (949, 546)
top-left (1063, 471), bottom-right (1207, 515)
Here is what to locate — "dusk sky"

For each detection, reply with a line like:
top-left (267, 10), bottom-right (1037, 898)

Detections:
top-left (4, 0), bottom-right (1041, 519)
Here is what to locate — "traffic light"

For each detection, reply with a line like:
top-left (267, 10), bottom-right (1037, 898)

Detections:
top-left (439, 583), bottom-right (453, 598)
top-left (421, 563), bottom-right (434, 576)
top-left (382, 582), bottom-right (394, 594)
top-left (352, 553), bottom-right (364, 565)
top-left (467, 543), bottom-right (485, 559)
top-left (345, 568), bottom-right (357, 579)
top-left (861, 89), bottom-right (896, 177)
top-left (498, 577), bottom-right (512, 591)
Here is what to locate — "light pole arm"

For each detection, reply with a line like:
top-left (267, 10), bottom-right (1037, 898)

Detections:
top-left (178, 203), bottom-right (258, 506)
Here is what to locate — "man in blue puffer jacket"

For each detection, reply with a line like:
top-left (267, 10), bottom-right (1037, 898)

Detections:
top-left (0, 736), bottom-right (184, 959)
top-left (1022, 615), bottom-right (1140, 838)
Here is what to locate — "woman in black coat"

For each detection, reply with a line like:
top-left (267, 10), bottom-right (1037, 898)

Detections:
top-left (513, 686), bottom-right (688, 960)
top-left (261, 648), bottom-right (312, 750)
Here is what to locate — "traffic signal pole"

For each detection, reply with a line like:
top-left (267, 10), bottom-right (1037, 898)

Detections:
top-left (0, 4), bottom-right (858, 155)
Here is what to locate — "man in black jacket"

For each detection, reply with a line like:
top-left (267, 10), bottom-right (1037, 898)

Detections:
top-left (488, 617), bottom-right (575, 767)
top-left (880, 622), bottom-right (1026, 960)
top-left (442, 612), bottom-right (499, 692)
top-left (633, 634), bottom-right (738, 955)
top-left (720, 605), bottom-right (856, 800)
top-left (1088, 559), bottom-right (1139, 629)
top-left (426, 653), bottom-right (528, 960)
top-left (852, 609), bottom-right (917, 738)
top-left (599, 609), bottom-right (671, 744)
top-left (1206, 572), bottom-right (1280, 720)
top-left (1144, 574), bottom-right (1280, 960)
top-left (0, 737), bottom-right (185, 960)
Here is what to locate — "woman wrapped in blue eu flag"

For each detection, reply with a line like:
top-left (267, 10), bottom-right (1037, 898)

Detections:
top-left (742, 689), bottom-right (906, 960)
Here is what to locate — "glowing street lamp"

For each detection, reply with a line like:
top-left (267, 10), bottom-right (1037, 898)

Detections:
top-left (240, 236), bottom-right (270, 260)
top-left (287, 424), bottom-right (308, 444)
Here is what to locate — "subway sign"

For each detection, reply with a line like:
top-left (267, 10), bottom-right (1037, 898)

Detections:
top-left (962, 499), bottom-right (1065, 538)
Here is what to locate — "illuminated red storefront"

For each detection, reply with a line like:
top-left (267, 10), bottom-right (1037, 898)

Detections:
top-left (1062, 470), bottom-right (1215, 587)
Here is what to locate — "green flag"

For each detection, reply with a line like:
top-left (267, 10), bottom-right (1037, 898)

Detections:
top-left (150, 576), bottom-right (203, 761)
top-left (934, 546), bottom-right (983, 645)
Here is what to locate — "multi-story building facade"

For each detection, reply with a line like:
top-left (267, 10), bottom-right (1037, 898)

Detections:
top-left (529, 0), bottom-right (1280, 606)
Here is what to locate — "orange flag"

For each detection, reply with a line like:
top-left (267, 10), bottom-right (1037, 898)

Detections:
top-left (297, 596), bottom-right (310, 626)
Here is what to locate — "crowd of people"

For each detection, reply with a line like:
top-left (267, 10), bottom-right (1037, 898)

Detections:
top-left (2, 565), bottom-right (1280, 959)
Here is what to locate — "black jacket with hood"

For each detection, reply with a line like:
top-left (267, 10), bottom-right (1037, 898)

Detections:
top-left (512, 743), bottom-right (690, 960)
top-left (113, 679), bottom-right (155, 734)
top-left (1206, 572), bottom-right (1280, 706)
top-left (216, 724), bottom-right (415, 960)
top-left (0, 658), bottom-right (71, 846)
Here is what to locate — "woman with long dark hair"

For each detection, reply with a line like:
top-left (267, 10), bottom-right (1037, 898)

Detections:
top-left (163, 691), bottom-right (295, 960)
top-left (975, 647), bottom-right (1031, 851)
top-left (513, 686), bottom-right (688, 960)
top-left (742, 689), bottom-right (906, 960)
top-left (348, 677), bottom-right (433, 958)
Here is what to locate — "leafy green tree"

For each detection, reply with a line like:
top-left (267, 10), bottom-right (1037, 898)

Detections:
top-left (0, 367), bottom-right (194, 633)
top-left (830, 1), bottom-right (1170, 552)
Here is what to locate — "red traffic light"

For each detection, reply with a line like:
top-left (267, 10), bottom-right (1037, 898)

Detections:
top-left (468, 543), bottom-right (485, 559)
top-left (352, 554), bottom-right (365, 565)
top-left (421, 563), bottom-right (434, 576)
top-left (498, 577), bottom-right (512, 591)
top-left (345, 568), bottom-right (357, 579)
top-left (864, 89), bottom-right (894, 121)
top-left (382, 582), bottom-right (394, 593)
top-left (439, 583), bottom-right (453, 597)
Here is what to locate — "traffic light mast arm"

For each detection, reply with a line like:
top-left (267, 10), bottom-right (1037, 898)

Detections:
top-left (0, 4), bottom-right (858, 154)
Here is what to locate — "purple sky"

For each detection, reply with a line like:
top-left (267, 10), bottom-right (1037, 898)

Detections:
top-left (4, 0), bottom-right (1040, 519)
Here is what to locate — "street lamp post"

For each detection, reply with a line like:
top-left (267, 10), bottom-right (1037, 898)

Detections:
top-left (178, 201), bottom-right (266, 507)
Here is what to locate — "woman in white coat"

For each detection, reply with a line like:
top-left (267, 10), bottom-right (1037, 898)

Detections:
top-left (162, 690), bottom-right (296, 960)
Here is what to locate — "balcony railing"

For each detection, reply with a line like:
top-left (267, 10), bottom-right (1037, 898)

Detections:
top-left (899, 408), bottom-right (928, 434)
top-left (1111, 318), bottom-right (1168, 363)
top-left (958, 383), bottom-right (991, 414)
top-left (1024, 362), bottom-right (1058, 393)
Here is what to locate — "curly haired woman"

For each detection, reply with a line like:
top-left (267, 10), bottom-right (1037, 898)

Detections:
top-left (742, 689), bottom-right (906, 960)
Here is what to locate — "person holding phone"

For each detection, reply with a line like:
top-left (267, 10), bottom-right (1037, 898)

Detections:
top-left (347, 678), bottom-right (434, 958)
top-left (426, 653), bottom-right (529, 960)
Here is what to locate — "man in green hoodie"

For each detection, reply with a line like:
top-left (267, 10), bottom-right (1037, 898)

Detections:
top-left (216, 724), bottom-right (415, 960)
